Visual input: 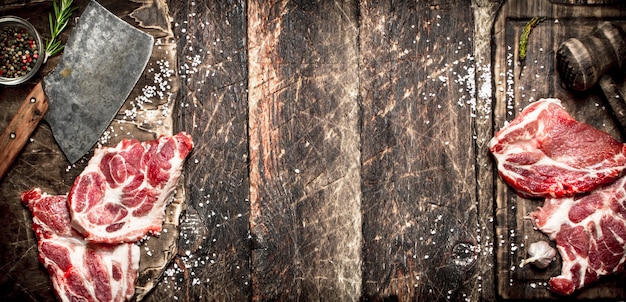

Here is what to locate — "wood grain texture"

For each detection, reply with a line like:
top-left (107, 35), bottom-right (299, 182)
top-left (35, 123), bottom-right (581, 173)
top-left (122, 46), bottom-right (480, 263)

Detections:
top-left (359, 1), bottom-right (478, 301)
top-left (492, 0), bottom-right (626, 300)
top-left (473, 1), bottom-right (504, 301)
top-left (167, 0), bottom-right (251, 301)
top-left (248, 0), bottom-right (361, 300)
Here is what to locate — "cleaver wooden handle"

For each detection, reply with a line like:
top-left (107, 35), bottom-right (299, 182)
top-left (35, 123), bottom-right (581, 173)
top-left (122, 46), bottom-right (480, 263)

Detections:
top-left (0, 82), bottom-right (48, 180)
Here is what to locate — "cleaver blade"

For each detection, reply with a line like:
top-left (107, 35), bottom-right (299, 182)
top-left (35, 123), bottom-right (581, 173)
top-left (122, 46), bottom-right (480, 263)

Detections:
top-left (0, 0), bottom-right (153, 179)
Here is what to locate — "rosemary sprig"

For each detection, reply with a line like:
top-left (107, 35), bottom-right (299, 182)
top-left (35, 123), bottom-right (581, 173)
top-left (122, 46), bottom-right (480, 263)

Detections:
top-left (44, 0), bottom-right (77, 63)
top-left (518, 16), bottom-right (546, 79)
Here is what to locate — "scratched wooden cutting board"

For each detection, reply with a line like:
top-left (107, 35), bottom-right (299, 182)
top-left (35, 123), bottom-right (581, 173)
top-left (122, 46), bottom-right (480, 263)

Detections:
top-left (0, 0), bottom-right (182, 301)
top-left (492, 0), bottom-right (626, 300)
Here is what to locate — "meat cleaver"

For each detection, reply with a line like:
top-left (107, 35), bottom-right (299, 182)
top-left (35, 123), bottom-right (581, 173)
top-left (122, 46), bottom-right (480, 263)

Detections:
top-left (0, 0), bottom-right (153, 179)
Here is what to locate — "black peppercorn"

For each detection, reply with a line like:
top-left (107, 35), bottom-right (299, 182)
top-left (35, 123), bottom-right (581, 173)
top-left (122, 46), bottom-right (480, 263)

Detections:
top-left (0, 26), bottom-right (39, 78)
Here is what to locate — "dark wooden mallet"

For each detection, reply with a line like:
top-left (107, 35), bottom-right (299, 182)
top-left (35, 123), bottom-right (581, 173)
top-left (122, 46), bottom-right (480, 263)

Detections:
top-left (557, 21), bottom-right (626, 132)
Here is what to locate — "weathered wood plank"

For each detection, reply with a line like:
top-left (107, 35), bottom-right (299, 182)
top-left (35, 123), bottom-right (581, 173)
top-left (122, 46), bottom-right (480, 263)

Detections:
top-left (492, 0), bottom-right (626, 299)
top-left (360, 1), bottom-right (478, 301)
top-left (167, 0), bottom-right (251, 301)
top-left (359, 1), bottom-right (478, 300)
top-left (473, 1), bottom-right (503, 301)
top-left (247, 0), bottom-right (361, 300)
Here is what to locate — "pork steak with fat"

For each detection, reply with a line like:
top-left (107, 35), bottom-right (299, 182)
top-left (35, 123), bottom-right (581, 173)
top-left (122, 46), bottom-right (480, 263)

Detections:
top-left (489, 98), bottom-right (626, 198)
top-left (529, 175), bottom-right (626, 295)
top-left (69, 132), bottom-right (194, 244)
top-left (21, 188), bottom-right (140, 302)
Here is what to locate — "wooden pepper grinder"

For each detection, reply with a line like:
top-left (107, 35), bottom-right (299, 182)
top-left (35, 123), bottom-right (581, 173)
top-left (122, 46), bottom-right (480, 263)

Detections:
top-left (556, 21), bottom-right (626, 132)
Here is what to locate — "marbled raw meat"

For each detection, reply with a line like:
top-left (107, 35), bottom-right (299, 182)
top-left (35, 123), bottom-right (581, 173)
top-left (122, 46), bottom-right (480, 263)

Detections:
top-left (21, 188), bottom-right (140, 302)
top-left (529, 175), bottom-right (626, 295)
top-left (489, 98), bottom-right (626, 198)
top-left (69, 132), bottom-right (193, 244)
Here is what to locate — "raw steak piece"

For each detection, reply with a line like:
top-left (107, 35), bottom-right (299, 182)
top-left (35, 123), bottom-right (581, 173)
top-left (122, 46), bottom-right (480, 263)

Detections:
top-left (21, 188), bottom-right (140, 302)
top-left (69, 132), bottom-right (194, 244)
top-left (528, 176), bottom-right (626, 295)
top-left (489, 98), bottom-right (626, 198)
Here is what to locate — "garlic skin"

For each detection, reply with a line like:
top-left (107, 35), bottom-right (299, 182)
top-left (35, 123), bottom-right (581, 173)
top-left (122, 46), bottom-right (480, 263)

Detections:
top-left (519, 241), bottom-right (557, 268)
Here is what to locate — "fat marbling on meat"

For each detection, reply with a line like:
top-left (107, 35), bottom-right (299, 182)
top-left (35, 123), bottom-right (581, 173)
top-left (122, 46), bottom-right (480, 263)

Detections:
top-left (489, 98), bottom-right (626, 198)
top-left (21, 188), bottom-right (140, 302)
top-left (529, 175), bottom-right (626, 295)
top-left (68, 132), bottom-right (194, 244)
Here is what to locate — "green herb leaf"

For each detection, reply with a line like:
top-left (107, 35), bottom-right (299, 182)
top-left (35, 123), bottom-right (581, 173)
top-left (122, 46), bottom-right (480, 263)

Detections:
top-left (44, 0), bottom-right (77, 63)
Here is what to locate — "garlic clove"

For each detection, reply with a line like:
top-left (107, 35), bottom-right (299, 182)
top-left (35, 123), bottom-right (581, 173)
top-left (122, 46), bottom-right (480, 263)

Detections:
top-left (519, 240), bottom-right (557, 269)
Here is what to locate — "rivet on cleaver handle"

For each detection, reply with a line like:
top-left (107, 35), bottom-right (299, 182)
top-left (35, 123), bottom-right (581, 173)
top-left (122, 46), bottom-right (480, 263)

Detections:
top-left (0, 83), bottom-right (48, 180)
top-left (0, 0), bottom-right (153, 179)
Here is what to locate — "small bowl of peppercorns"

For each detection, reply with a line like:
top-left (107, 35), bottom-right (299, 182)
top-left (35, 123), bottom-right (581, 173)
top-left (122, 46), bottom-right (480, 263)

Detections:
top-left (0, 16), bottom-right (43, 86)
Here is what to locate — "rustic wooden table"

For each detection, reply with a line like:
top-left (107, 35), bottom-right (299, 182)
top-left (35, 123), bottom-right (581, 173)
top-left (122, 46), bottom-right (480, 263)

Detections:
top-left (1, 0), bottom-right (626, 301)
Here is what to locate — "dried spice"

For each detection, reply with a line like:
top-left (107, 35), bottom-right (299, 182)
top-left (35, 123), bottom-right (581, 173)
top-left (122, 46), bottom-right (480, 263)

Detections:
top-left (518, 16), bottom-right (546, 79)
top-left (0, 27), bottom-right (39, 78)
